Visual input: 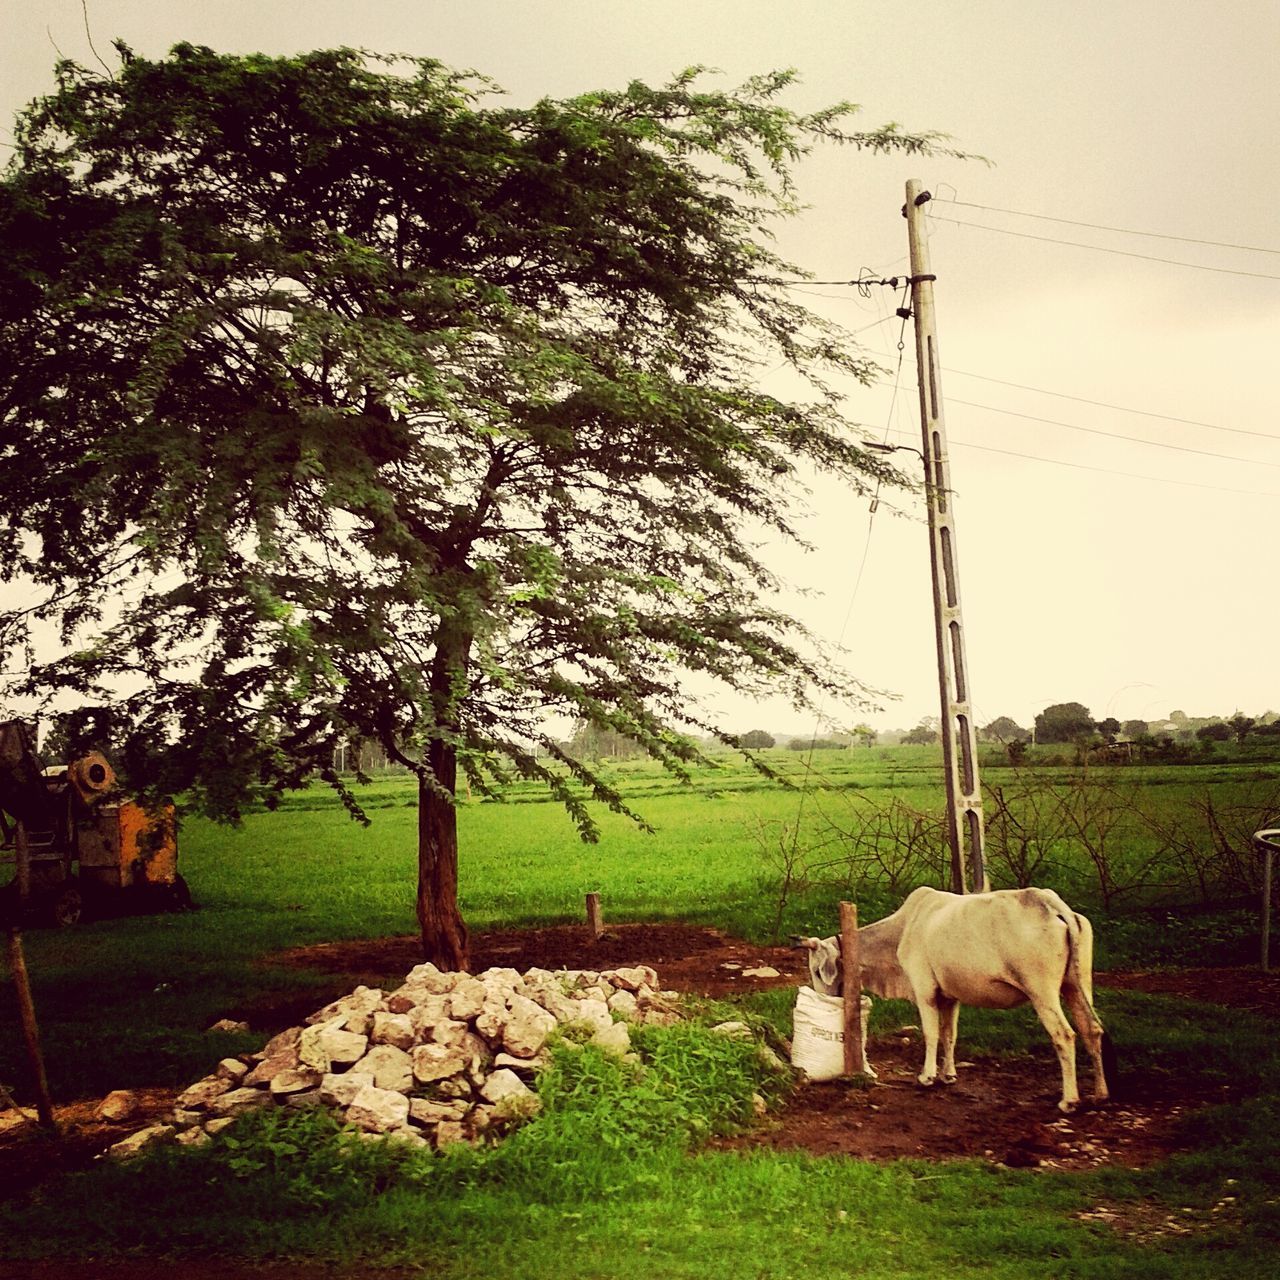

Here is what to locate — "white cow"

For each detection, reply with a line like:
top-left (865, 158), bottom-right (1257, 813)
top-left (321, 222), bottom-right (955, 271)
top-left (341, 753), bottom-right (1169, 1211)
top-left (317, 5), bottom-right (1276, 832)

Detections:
top-left (796, 886), bottom-right (1112, 1113)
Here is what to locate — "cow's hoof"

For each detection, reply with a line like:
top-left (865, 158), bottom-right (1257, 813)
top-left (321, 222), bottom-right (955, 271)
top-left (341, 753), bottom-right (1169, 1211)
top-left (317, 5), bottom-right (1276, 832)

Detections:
top-left (1057, 1099), bottom-right (1078, 1114)
top-left (940, 1074), bottom-right (957, 1086)
top-left (917, 1074), bottom-right (936, 1088)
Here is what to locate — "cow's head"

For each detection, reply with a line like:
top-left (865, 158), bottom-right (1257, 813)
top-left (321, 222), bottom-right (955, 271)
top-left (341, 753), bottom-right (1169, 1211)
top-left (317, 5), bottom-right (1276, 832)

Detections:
top-left (792, 935), bottom-right (842, 996)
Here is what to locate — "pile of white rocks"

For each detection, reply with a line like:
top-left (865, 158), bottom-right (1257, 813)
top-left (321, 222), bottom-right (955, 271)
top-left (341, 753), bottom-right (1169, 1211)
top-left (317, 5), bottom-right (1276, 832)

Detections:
top-left (108, 962), bottom-right (678, 1159)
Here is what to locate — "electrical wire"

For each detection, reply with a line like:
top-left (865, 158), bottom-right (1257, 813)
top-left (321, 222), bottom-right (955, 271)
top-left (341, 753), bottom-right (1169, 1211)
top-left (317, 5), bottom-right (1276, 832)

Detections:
top-left (933, 198), bottom-right (1280, 257)
top-left (928, 214), bottom-right (1280, 282)
top-left (945, 398), bottom-right (1280, 469)
top-left (942, 367), bottom-right (1280, 443)
top-left (877, 427), bottom-right (1280, 498)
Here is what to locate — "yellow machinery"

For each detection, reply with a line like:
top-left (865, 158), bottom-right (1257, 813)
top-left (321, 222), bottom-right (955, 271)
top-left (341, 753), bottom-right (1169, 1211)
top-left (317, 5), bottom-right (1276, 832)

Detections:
top-left (0, 720), bottom-right (187, 926)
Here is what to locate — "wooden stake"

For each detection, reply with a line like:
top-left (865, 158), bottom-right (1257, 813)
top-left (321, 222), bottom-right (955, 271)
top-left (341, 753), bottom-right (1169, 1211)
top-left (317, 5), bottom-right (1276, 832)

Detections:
top-left (5, 927), bottom-right (58, 1132)
top-left (585, 892), bottom-right (604, 939)
top-left (839, 900), bottom-right (865, 1076)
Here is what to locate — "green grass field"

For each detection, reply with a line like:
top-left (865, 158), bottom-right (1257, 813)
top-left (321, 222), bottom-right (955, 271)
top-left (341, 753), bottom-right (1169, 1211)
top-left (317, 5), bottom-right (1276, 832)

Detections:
top-left (2, 745), bottom-right (1279, 1275)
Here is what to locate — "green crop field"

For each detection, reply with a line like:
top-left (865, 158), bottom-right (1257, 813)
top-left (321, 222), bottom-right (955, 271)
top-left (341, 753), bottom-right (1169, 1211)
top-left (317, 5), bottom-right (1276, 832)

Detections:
top-left (2, 744), bottom-right (1279, 1276)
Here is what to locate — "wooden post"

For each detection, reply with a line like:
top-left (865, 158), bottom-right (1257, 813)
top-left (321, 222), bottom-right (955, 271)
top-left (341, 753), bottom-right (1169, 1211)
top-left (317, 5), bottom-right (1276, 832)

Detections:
top-left (5, 928), bottom-right (58, 1132)
top-left (839, 900), bottom-right (865, 1076)
top-left (5, 819), bottom-right (58, 1132)
top-left (585, 892), bottom-right (604, 939)
top-left (1256, 830), bottom-right (1279, 972)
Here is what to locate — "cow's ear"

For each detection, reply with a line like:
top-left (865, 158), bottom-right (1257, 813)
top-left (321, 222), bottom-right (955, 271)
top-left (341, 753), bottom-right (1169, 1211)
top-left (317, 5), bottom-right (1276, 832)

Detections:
top-left (790, 936), bottom-right (821, 951)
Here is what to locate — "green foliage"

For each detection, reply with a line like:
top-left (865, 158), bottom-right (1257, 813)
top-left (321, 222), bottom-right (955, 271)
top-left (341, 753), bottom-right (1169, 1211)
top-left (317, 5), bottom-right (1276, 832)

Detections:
top-left (0, 45), bottom-right (958, 847)
top-left (1034, 701), bottom-right (1096, 744)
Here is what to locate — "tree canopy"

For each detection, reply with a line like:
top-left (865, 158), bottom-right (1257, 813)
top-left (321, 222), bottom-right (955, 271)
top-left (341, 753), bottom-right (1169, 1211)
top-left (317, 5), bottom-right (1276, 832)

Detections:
top-left (0, 45), bottom-right (955, 964)
top-left (1033, 702), bottom-right (1096, 745)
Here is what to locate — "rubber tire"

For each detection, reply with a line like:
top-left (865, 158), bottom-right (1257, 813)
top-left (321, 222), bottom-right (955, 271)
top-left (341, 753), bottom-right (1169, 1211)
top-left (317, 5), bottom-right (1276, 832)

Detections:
top-left (48, 882), bottom-right (83, 928)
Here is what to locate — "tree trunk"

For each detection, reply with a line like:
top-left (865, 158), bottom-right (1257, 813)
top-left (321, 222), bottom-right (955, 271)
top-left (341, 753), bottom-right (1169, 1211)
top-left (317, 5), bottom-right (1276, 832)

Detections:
top-left (416, 745), bottom-right (469, 971)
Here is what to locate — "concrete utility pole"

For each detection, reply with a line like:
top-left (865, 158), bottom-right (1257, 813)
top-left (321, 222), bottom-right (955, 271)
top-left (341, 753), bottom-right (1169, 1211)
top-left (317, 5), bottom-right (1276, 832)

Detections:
top-left (903, 180), bottom-right (987, 895)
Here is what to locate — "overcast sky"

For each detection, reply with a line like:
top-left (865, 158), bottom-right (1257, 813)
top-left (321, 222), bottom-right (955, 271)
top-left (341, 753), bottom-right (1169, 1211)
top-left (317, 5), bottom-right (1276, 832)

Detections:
top-left (3, 1), bottom-right (1277, 737)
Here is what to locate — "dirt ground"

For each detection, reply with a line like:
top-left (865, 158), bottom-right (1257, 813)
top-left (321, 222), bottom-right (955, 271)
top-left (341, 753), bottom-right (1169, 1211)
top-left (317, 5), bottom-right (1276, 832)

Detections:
top-left (3, 922), bottom-right (1277, 1218)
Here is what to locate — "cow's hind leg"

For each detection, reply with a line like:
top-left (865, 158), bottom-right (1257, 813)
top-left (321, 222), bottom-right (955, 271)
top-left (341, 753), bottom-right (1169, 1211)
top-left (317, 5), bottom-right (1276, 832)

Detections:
top-left (1063, 986), bottom-right (1109, 1102)
top-left (937, 997), bottom-right (960, 1084)
top-left (1029, 994), bottom-right (1079, 1113)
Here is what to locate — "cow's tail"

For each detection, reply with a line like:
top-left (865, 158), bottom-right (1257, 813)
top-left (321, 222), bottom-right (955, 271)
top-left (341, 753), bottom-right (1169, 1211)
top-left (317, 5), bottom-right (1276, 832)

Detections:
top-left (1062, 905), bottom-right (1118, 1098)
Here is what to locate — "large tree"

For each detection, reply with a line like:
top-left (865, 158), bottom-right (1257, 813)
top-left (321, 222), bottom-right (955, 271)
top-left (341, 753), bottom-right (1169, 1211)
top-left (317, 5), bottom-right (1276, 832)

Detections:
top-left (1033, 702), bottom-right (1096, 745)
top-left (0, 46), bottom-right (953, 967)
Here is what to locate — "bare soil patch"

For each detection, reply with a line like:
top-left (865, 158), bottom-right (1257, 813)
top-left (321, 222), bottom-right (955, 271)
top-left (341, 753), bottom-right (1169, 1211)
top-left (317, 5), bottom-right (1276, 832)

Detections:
top-left (268, 923), bottom-right (1258, 1172)
top-left (3, 922), bottom-right (1270, 1211)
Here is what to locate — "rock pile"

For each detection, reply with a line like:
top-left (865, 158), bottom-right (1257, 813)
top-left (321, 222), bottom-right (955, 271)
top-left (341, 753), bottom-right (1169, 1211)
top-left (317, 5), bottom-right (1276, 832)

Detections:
top-left (109, 962), bottom-right (676, 1159)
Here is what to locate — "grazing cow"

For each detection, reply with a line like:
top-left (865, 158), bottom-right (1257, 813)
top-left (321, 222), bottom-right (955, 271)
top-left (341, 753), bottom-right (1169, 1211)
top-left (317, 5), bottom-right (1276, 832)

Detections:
top-left (796, 886), bottom-right (1112, 1112)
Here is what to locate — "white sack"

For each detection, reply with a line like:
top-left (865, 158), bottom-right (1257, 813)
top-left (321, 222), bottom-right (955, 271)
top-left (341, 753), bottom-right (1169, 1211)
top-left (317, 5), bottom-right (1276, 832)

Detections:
top-left (790, 985), bottom-right (875, 1081)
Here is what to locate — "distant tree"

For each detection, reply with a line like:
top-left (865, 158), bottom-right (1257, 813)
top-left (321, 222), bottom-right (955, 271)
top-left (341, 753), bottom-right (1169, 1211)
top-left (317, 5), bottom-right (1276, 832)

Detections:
top-left (786, 736), bottom-right (846, 751)
top-left (1034, 702), bottom-right (1095, 745)
top-left (567, 721), bottom-right (645, 762)
top-left (1095, 716), bottom-right (1121, 743)
top-left (853, 723), bottom-right (877, 749)
top-left (979, 715), bottom-right (1030, 744)
top-left (1227, 713), bottom-right (1257, 744)
top-left (1120, 719), bottom-right (1149, 740)
top-left (902, 719), bottom-right (940, 746)
top-left (1195, 722), bottom-right (1232, 743)
top-left (1005, 739), bottom-right (1029, 766)
top-left (740, 729), bottom-right (776, 749)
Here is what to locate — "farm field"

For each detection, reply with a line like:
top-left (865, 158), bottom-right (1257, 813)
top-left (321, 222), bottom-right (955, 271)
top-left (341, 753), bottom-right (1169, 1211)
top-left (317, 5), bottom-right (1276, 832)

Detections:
top-left (2, 745), bottom-right (1279, 1277)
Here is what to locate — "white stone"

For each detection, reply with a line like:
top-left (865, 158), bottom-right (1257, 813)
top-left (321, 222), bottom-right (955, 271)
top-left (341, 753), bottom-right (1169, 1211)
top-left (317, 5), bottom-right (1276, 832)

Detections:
top-left (319, 1071), bottom-right (374, 1108)
top-left (175, 1075), bottom-right (233, 1110)
top-left (412, 1042), bottom-right (469, 1084)
top-left (260, 1026), bottom-right (302, 1058)
top-left (447, 976), bottom-right (487, 1022)
top-left (604, 966), bottom-right (658, 992)
top-left (96, 1090), bottom-right (139, 1123)
top-left (300, 1020), bottom-right (369, 1073)
top-left (710, 1021), bottom-right (753, 1039)
top-left (306, 985), bottom-right (384, 1026)
top-left (210, 1087), bottom-right (273, 1118)
top-left (430, 1017), bottom-right (470, 1048)
top-left (606, 989), bottom-right (639, 1019)
top-left (215, 1058), bottom-right (250, 1083)
top-left (434, 1120), bottom-right (470, 1149)
top-left (408, 995), bottom-right (452, 1035)
top-left (204, 1117), bottom-right (237, 1136)
top-left (566, 998), bottom-right (613, 1035)
top-left (107, 1124), bottom-right (175, 1160)
top-left (591, 1021), bottom-right (632, 1056)
top-left (502, 995), bottom-right (557, 1058)
top-left (479, 1068), bottom-right (533, 1104)
top-left (742, 966), bottom-right (781, 979)
top-left (478, 966), bottom-right (524, 992)
top-left (346, 1084), bottom-right (410, 1134)
top-left (176, 1127), bottom-right (211, 1148)
top-left (350, 1044), bottom-right (414, 1093)
top-left (493, 1051), bottom-right (549, 1076)
top-left (269, 1068), bottom-right (321, 1096)
top-left (409, 1098), bottom-right (469, 1126)
top-left (474, 997), bottom-right (510, 1042)
top-left (370, 1012), bottom-right (416, 1052)
top-left (206, 1018), bottom-right (250, 1034)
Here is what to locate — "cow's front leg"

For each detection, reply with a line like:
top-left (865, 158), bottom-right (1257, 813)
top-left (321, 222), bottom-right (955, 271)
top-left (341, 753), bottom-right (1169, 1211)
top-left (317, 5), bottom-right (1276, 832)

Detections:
top-left (915, 995), bottom-right (941, 1087)
top-left (937, 996), bottom-right (960, 1084)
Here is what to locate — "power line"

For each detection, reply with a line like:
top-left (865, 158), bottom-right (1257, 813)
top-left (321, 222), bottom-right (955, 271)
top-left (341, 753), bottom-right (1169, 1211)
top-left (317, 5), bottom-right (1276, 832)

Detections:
top-left (945, 397), bottom-right (1280, 470)
top-left (877, 426), bottom-right (1280, 498)
top-left (942, 367), bottom-right (1280, 443)
top-left (928, 214), bottom-right (1280, 282)
top-left (933, 198), bottom-right (1280, 257)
